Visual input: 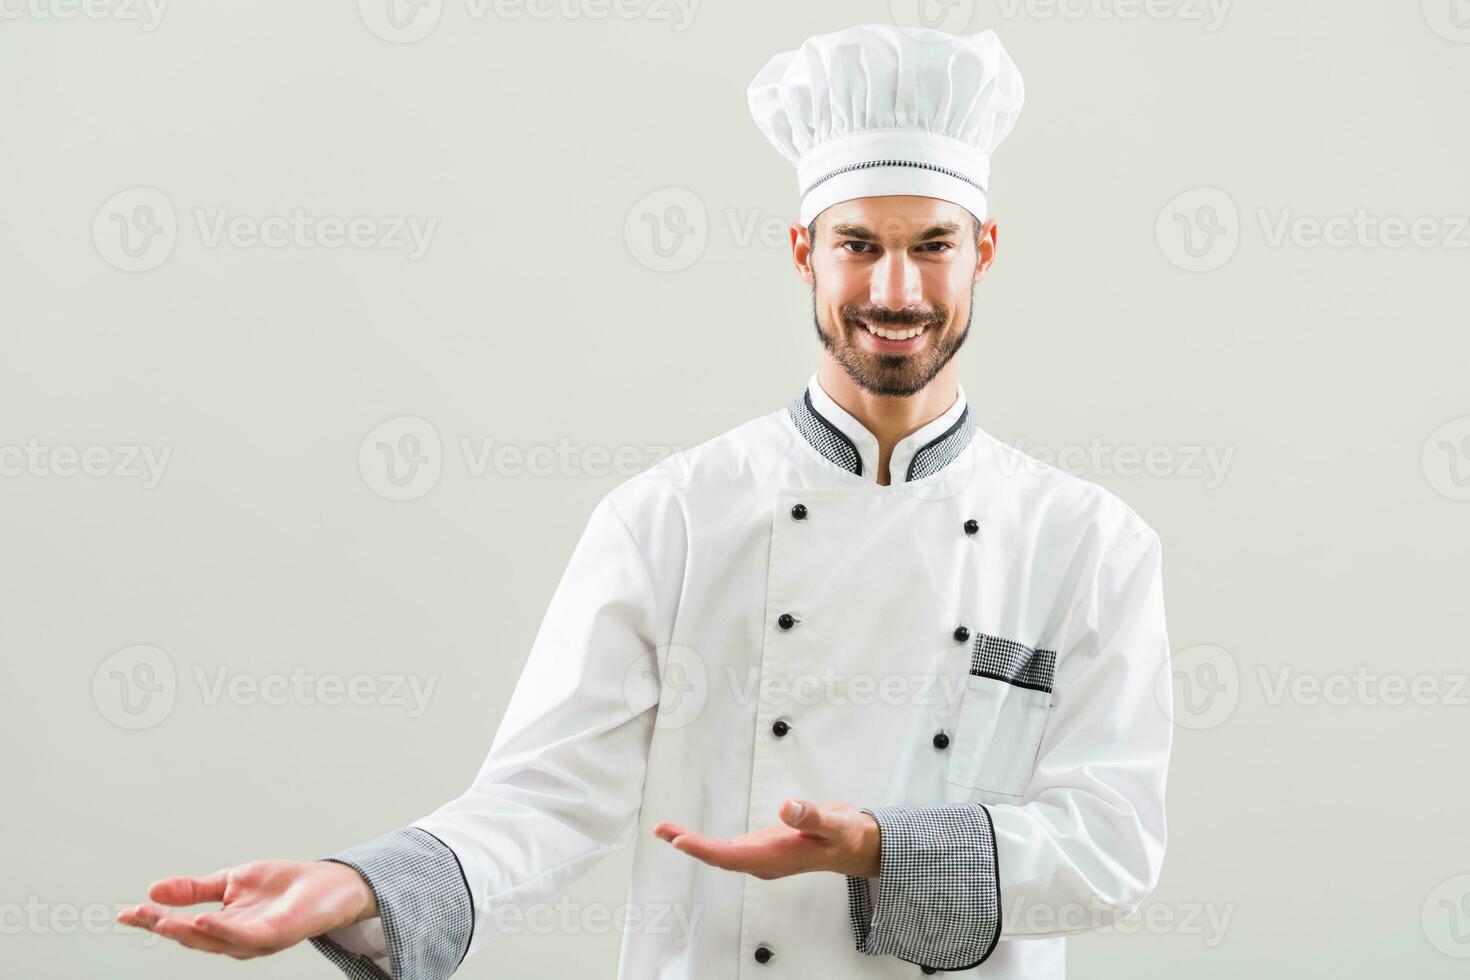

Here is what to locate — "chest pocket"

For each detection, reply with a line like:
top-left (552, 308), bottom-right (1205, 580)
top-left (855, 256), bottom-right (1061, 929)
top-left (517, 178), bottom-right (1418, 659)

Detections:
top-left (946, 633), bottom-right (1056, 800)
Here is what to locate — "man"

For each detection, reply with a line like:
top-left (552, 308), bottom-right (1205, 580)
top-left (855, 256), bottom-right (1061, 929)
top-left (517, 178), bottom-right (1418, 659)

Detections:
top-left (118, 23), bottom-right (1173, 978)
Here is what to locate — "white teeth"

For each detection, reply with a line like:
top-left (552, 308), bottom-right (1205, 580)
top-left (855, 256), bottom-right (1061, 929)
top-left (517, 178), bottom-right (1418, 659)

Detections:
top-left (862, 322), bottom-right (926, 341)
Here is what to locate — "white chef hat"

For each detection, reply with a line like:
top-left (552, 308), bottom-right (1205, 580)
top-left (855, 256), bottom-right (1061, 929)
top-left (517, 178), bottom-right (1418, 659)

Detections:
top-left (747, 23), bottom-right (1025, 228)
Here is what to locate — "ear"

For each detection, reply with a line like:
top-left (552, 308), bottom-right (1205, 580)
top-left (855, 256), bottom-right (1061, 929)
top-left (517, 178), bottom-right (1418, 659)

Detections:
top-left (791, 221), bottom-right (815, 285)
top-left (975, 218), bottom-right (999, 282)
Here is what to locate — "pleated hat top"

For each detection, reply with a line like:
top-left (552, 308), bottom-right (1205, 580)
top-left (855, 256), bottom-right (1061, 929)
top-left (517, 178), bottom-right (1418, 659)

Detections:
top-left (747, 23), bottom-right (1025, 226)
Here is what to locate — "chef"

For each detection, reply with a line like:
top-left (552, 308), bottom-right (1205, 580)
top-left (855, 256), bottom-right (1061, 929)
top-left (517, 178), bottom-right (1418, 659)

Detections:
top-left (118, 22), bottom-right (1173, 980)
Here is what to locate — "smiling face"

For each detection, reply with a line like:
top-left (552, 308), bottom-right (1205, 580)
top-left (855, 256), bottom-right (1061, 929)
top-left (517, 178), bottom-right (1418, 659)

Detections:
top-left (795, 195), bottom-right (997, 398)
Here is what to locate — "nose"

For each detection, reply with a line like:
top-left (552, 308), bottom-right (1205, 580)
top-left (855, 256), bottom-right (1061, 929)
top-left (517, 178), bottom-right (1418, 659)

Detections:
top-left (868, 247), bottom-right (924, 313)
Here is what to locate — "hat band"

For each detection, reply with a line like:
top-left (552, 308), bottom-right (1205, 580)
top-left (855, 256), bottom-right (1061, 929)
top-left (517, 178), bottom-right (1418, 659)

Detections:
top-left (796, 161), bottom-right (992, 227)
top-left (801, 158), bottom-right (988, 199)
top-left (793, 129), bottom-right (993, 226)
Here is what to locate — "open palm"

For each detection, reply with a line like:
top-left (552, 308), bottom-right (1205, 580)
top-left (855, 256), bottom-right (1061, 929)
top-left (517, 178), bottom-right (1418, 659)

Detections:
top-left (653, 798), bottom-right (880, 879)
top-left (117, 859), bottom-right (375, 959)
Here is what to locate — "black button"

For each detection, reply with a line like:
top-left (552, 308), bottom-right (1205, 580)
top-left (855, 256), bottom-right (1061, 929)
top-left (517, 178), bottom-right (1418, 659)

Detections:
top-left (791, 503), bottom-right (807, 520)
top-left (772, 719), bottom-right (789, 737)
top-left (933, 730), bottom-right (950, 750)
top-left (777, 613), bottom-right (796, 630)
top-left (754, 945), bottom-right (773, 964)
top-left (953, 625), bottom-right (970, 643)
top-left (922, 967), bottom-right (938, 975)
top-left (964, 519), bottom-right (979, 535)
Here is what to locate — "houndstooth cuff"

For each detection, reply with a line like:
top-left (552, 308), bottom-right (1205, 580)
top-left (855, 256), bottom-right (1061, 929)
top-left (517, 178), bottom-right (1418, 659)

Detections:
top-left (845, 804), bottom-right (1002, 971)
top-left (309, 827), bottom-right (474, 980)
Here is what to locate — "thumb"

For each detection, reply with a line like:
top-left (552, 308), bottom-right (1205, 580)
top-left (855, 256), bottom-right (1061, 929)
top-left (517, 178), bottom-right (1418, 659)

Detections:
top-left (779, 799), bottom-right (821, 832)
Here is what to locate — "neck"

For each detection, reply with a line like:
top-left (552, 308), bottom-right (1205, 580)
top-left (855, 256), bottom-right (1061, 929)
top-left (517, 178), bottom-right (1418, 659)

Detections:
top-left (815, 357), bottom-right (960, 486)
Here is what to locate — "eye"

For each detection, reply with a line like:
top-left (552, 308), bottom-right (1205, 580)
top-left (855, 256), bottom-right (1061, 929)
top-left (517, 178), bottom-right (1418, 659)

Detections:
top-left (918, 241), bottom-right (954, 253)
top-left (839, 241), bottom-right (875, 254)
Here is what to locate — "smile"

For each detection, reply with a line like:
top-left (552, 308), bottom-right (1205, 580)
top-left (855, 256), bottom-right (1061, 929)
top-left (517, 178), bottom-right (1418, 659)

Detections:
top-left (854, 319), bottom-right (931, 346)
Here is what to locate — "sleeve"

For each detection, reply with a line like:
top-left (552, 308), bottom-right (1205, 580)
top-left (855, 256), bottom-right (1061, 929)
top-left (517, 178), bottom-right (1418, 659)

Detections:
top-left (308, 828), bottom-right (469, 980)
top-left (308, 494), bottom-right (663, 980)
top-left (316, 914), bottom-right (391, 977)
top-left (843, 527), bottom-right (1172, 970)
top-left (845, 803), bottom-right (1000, 969)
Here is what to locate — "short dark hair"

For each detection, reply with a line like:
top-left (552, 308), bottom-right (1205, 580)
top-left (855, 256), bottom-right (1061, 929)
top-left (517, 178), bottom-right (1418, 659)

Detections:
top-left (807, 212), bottom-right (982, 251)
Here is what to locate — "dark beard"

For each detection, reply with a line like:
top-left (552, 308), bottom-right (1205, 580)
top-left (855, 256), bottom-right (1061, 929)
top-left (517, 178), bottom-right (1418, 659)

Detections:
top-left (810, 286), bottom-right (973, 398)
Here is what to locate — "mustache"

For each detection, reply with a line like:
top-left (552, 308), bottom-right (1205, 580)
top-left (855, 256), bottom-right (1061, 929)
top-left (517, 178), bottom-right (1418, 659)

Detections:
top-left (844, 308), bottom-right (943, 329)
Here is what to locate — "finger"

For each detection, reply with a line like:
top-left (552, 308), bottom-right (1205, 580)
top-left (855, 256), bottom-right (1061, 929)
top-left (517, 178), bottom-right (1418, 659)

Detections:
top-left (652, 821), bottom-right (691, 843)
top-left (668, 832), bottom-right (742, 872)
top-left (123, 904), bottom-right (238, 955)
top-left (151, 916), bottom-right (245, 956)
top-left (148, 870), bottom-right (228, 906)
top-left (122, 902), bottom-right (203, 931)
top-left (117, 905), bottom-right (149, 928)
top-left (118, 902), bottom-right (175, 930)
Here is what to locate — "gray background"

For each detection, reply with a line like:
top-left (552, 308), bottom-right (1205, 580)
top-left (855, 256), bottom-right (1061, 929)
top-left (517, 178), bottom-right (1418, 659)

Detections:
top-left (3, 1), bottom-right (1469, 977)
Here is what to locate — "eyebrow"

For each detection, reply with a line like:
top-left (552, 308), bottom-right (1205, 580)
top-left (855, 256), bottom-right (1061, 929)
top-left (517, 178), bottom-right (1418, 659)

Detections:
top-left (829, 221), bottom-right (963, 243)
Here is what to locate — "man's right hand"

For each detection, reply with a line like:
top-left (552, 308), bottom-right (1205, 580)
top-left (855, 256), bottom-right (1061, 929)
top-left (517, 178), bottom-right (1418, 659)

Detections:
top-left (117, 859), bottom-right (378, 960)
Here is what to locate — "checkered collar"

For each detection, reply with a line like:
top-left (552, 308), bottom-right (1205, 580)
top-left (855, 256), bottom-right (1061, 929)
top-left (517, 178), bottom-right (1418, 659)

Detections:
top-left (786, 371), bottom-right (976, 483)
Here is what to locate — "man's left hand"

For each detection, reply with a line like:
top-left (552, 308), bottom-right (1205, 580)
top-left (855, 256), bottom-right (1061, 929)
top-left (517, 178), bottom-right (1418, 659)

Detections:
top-left (652, 800), bottom-right (880, 880)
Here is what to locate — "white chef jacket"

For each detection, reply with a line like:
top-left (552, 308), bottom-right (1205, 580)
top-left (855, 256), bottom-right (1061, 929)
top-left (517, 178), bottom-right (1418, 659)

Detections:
top-left (311, 371), bottom-right (1173, 979)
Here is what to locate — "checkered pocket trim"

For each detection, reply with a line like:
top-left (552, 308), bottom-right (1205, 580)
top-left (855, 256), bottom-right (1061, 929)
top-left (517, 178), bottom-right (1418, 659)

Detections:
top-left (970, 632), bottom-right (1056, 694)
